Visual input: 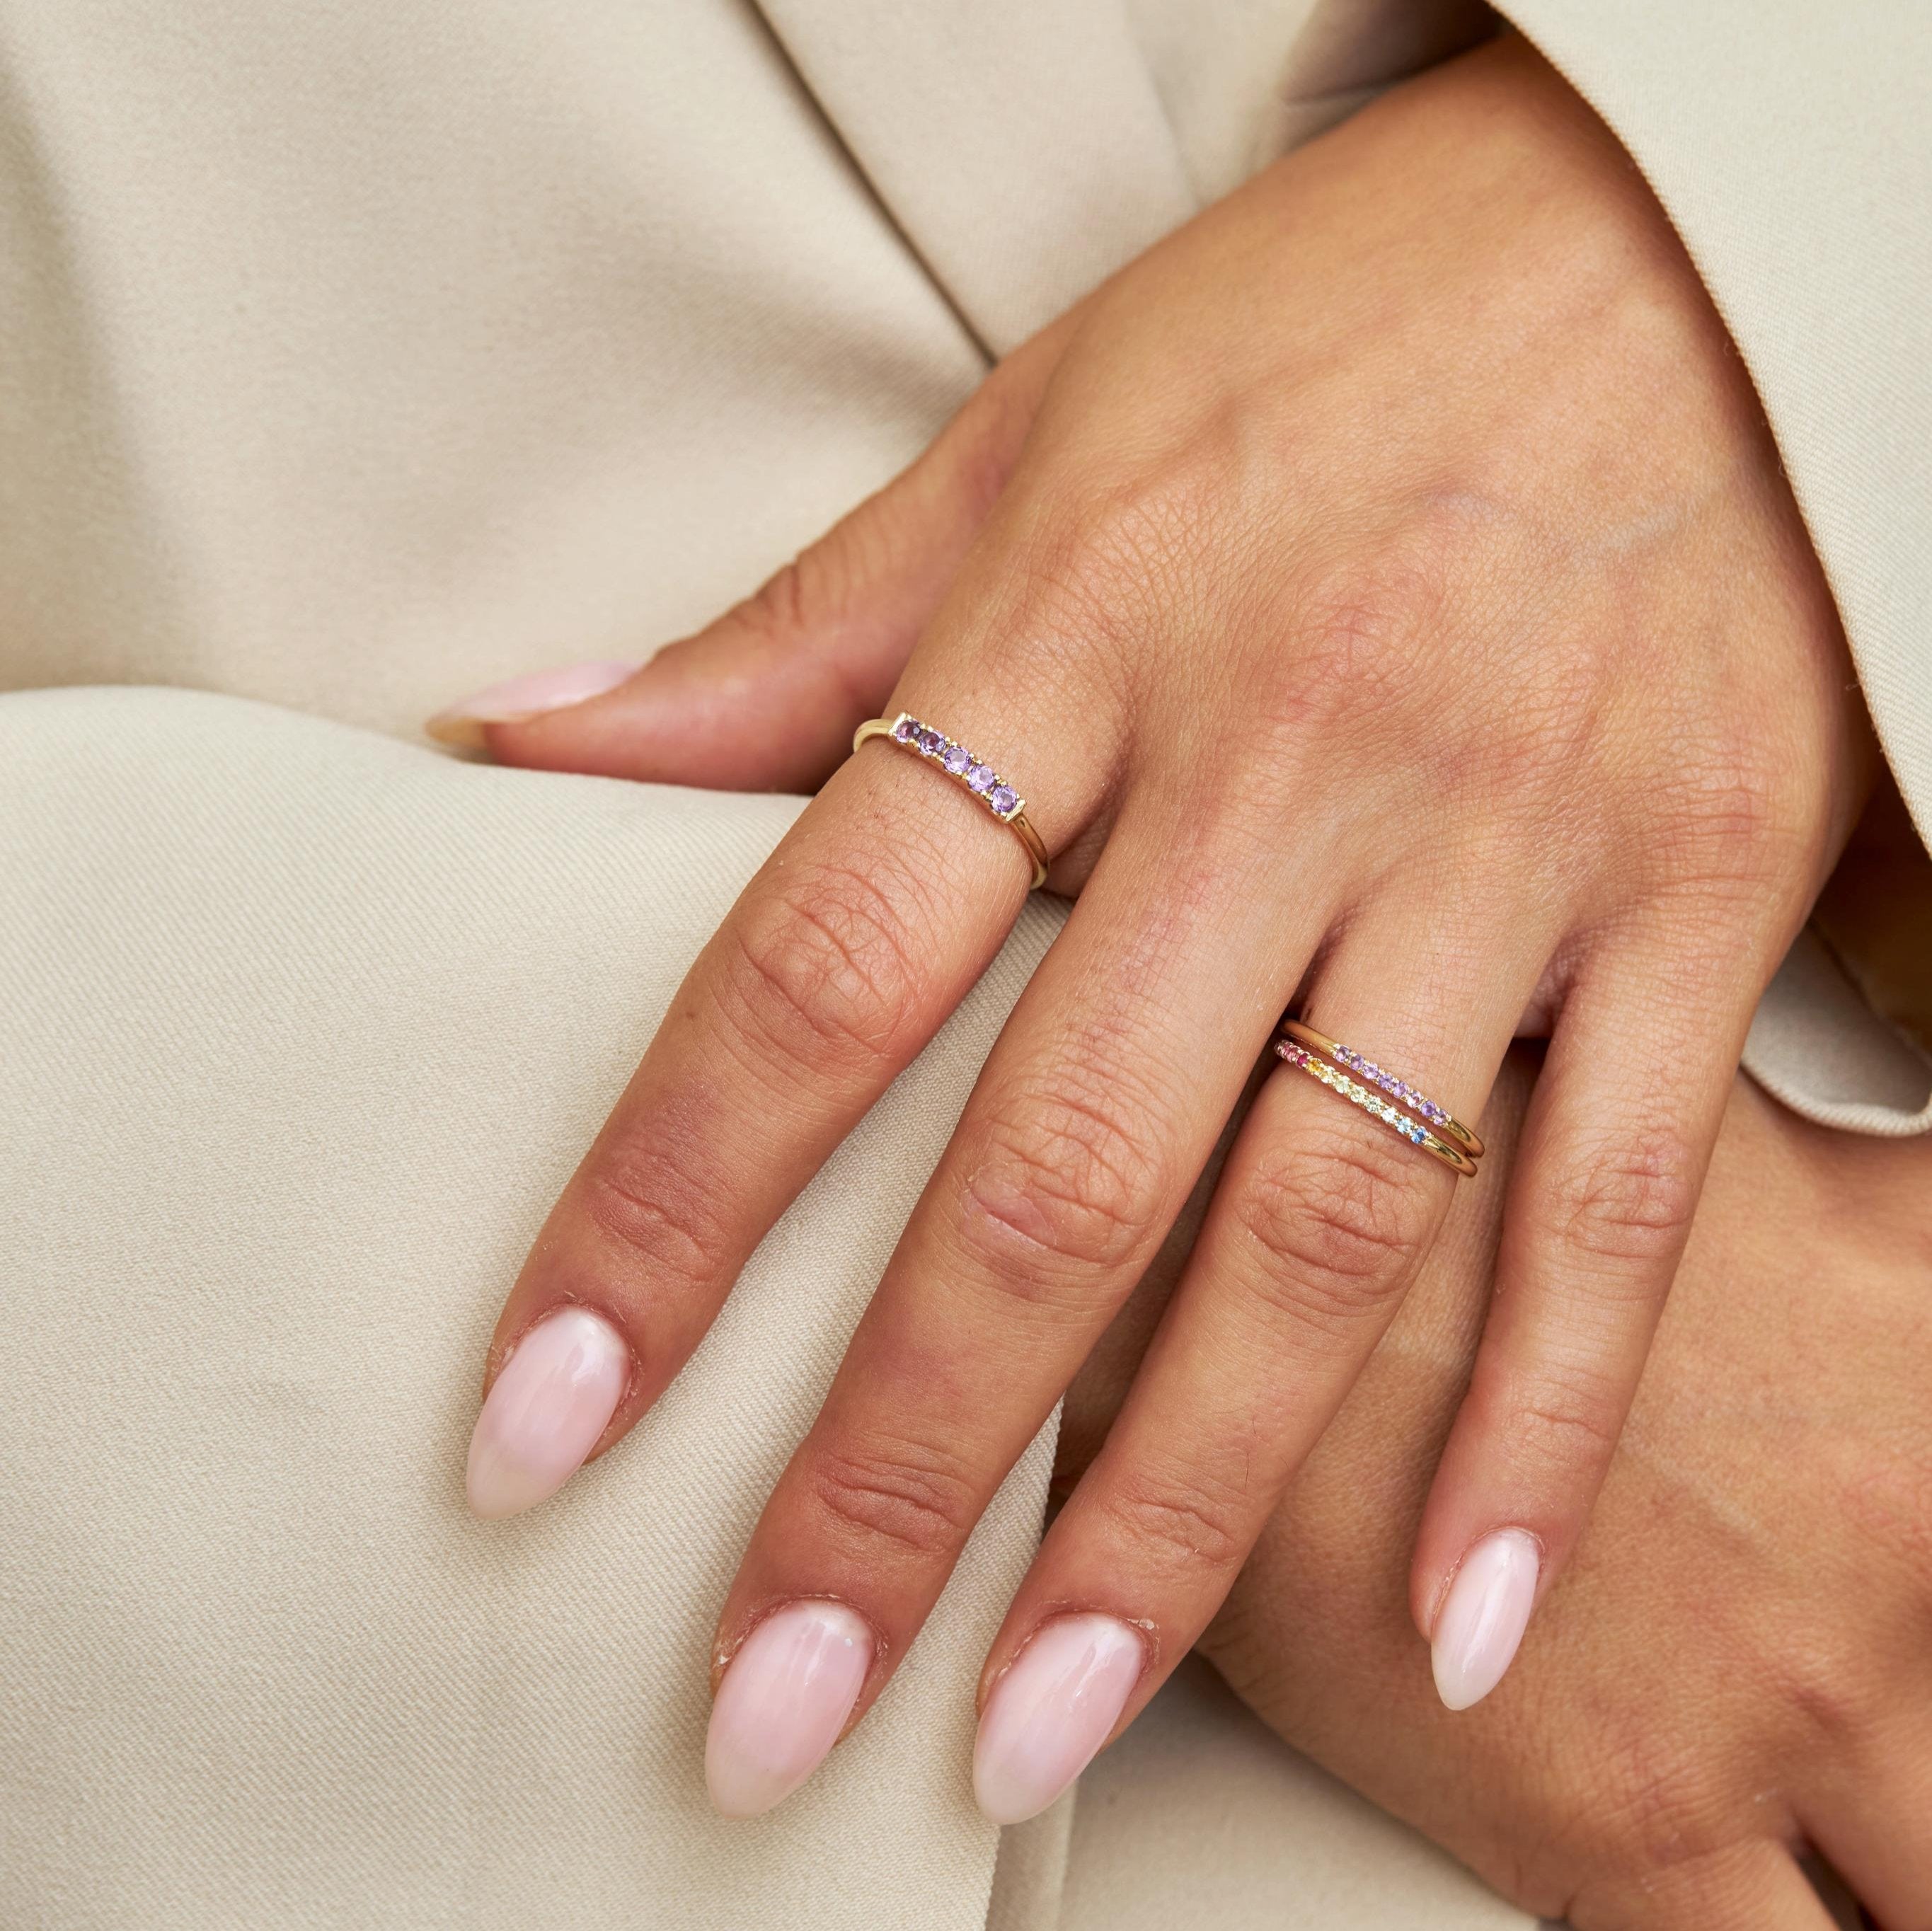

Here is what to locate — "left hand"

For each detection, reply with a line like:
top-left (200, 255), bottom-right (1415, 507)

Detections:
top-left (437, 34), bottom-right (1868, 1819)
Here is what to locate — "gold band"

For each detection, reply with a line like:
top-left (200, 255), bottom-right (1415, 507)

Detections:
top-left (1275, 1023), bottom-right (1483, 1177)
top-left (1279, 1020), bottom-right (1483, 1158)
top-left (853, 715), bottom-right (1049, 890)
top-left (1274, 1039), bottom-right (1478, 1177)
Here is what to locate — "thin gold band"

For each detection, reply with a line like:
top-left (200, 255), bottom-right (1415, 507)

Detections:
top-left (1273, 1039), bottom-right (1479, 1177)
top-left (853, 715), bottom-right (1049, 890)
top-left (1279, 1020), bottom-right (1484, 1159)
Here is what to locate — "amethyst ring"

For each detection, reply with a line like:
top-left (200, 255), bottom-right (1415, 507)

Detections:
top-left (1275, 1021), bottom-right (1483, 1177)
top-left (852, 713), bottom-right (1050, 890)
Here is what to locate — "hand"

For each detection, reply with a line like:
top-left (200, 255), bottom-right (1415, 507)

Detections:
top-left (438, 34), bottom-right (1870, 1815)
top-left (1058, 1054), bottom-right (1932, 1931)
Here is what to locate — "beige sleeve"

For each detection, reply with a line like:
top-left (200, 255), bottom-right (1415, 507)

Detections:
top-left (1478, 0), bottom-right (1932, 1132)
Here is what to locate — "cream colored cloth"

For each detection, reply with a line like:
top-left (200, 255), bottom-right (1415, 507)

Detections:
top-left (0, 687), bottom-right (1064, 1930)
top-left (0, 686), bottom-right (1517, 1930)
top-left (0, 0), bottom-right (1926, 1927)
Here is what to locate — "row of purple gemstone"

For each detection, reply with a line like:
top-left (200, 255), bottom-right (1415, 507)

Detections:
top-left (1276, 1040), bottom-right (1433, 1148)
top-left (890, 715), bottom-right (1022, 820)
top-left (1328, 1040), bottom-right (1451, 1129)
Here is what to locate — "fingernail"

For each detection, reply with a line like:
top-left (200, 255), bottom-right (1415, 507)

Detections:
top-left (425, 659), bottom-right (638, 749)
top-left (1431, 1528), bottom-right (1541, 1711)
top-left (972, 1613), bottom-right (1144, 1825)
top-left (465, 1307), bottom-right (628, 1518)
top-left (706, 1602), bottom-right (873, 1818)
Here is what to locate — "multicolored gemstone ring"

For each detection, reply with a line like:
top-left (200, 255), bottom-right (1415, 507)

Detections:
top-left (1274, 1020), bottom-right (1483, 1178)
top-left (851, 713), bottom-right (1050, 889)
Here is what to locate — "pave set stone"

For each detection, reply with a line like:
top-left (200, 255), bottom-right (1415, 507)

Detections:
top-left (1275, 1039), bottom-right (1434, 1148)
top-left (1326, 1041), bottom-right (1451, 1129)
top-left (890, 714), bottom-right (1022, 820)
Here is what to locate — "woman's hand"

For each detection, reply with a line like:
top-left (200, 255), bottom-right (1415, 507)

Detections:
top-left (1059, 1054), bottom-right (1932, 1931)
top-left (437, 35), bottom-right (1868, 1814)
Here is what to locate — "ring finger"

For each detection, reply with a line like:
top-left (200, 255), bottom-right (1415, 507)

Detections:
top-left (967, 892), bottom-right (1547, 1821)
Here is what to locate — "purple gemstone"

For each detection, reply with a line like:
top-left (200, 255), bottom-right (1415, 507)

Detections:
top-left (917, 728), bottom-right (943, 755)
top-left (989, 784), bottom-right (1018, 817)
top-left (892, 715), bottom-right (918, 742)
top-left (942, 744), bottom-right (971, 776)
top-left (966, 763), bottom-right (995, 794)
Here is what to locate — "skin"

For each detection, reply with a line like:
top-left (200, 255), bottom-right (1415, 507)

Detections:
top-left (1057, 1051), bottom-right (1932, 1931)
top-left (456, 34), bottom-right (1873, 1763)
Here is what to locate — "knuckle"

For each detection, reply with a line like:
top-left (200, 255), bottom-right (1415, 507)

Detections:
top-left (1551, 1128), bottom-right (1700, 1273)
top-left (1500, 1368), bottom-right (1628, 1476)
top-left (736, 542), bottom-right (850, 645)
top-left (1771, 1653), bottom-right (1880, 1748)
top-left (956, 1080), bottom-right (1169, 1296)
top-left (580, 1136), bottom-right (735, 1294)
top-left (805, 1435), bottom-right (981, 1564)
top-left (1760, 1637), bottom-right (1885, 1748)
top-left (1014, 466), bottom-right (1216, 672)
top-left (1570, 1718), bottom-right (1723, 1874)
top-left (1829, 1431), bottom-right (1932, 1586)
top-left (1272, 536), bottom-right (1458, 738)
top-left (1229, 1122), bottom-right (1434, 1335)
top-left (1652, 725), bottom-right (1805, 882)
top-left (1066, 465), bottom-right (1217, 587)
top-left (1100, 1459), bottom-right (1253, 1575)
top-left (721, 859), bottom-right (931, 1073)
top-left (1464, 650), bottom-right (1605, 807)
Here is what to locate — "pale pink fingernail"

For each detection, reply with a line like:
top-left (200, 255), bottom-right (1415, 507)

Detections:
top-left (1431, 1528), bottom-right (1541, 1711)
top-left (706, 1603), bottom-right (873, 1818)
top-left (465, 1307), bottom-right (628, 1518)
top-left (425, 659), bottom-right (638, 749)
top-left (972, 1614), bottom-right (1144, 1825)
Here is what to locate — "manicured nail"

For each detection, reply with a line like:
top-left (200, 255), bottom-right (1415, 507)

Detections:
top-left (706, 1602), bottom-right (873, 1818)
top-left (972, 1613), bottom-right (1144, 1825)
top-left (465, 1307), bottom-right (628, 1518)
top-left (1431, 1528), bottom-right (1541, 1711)
top-left (425, 659), bottom-right (638, 749)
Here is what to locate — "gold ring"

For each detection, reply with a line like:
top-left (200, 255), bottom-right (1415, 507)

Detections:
top-left (1275, 1022), bottom-right (1483, 1177)
top-left (853, 714), bottom-right (1049, 890)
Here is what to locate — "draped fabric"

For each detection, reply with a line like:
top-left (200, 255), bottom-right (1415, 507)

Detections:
top-left (0, 3), bottom-right (1923, 1925)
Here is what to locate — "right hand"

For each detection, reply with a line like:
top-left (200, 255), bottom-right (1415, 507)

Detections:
top-left (1059, 1055), bottom-right (1932, 1931)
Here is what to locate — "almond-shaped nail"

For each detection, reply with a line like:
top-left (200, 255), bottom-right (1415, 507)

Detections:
top-left (465, 1307), bottom-right (628, 1518)
top-left (706, 1602), bottom-right (873, 1818)
top-left (1431, 1528), bottom-right (1541, 1711)
top-left (425, 659), bottom-right (638, 749)
top-left (972, 1613), bottom-right (1144, 1825)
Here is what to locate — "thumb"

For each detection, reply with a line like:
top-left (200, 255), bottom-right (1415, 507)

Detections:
top-left (427, 318), bottom-right (1071, 791)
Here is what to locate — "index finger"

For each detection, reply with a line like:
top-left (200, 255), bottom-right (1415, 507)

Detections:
top-left (463, 705), bottom-right (1087, 1517)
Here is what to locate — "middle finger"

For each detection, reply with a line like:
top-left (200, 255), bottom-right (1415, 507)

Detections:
top-left (705, 789), bottom-right (1330, 1812)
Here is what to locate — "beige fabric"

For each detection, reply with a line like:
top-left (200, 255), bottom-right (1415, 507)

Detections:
top-left (1490, 0), bottom-right (1932, 1136)
top-left (0, 0), bottom-right (1926, 1927)
top-left (0, 688), bottom-right (1519, 1931)
top-left (0, 686), bottom-right (1064, 1929)
top-left (1061, 1662), bottom-right (1528, 1931)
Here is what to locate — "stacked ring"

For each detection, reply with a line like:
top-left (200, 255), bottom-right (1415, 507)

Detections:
top-left (1274, 1021), bottom-right (1483, 1178)
top-left (853, 714), bottom-right (1049, 889)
